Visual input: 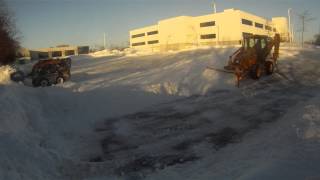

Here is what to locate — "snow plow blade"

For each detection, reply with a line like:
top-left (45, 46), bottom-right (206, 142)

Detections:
top-left (206, 66), bottom-right (234, 74)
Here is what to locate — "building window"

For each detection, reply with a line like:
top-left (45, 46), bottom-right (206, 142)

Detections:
top-left (148, 40), bottom-right (159, 44)
top-left (200, 21), bottom-right (215, 27)
top-left (52, 51), bottom-right (62, 57)
top-left (131, 33), bottom-right (145, 38)
top-left (147, 31), bottom-right (158, 35)
top-left (78, 46), bottom-right (89, 54)
top-left (242, 19), bottom-right (253, 26)
top-left (242, 32), bottom-right (252, 37)
top-left (65, 50), bottom-right (75, 56)
top-left (200, 34), bottom-right (216, 39)
top-left (255, 22), bottom-right (263, 29)
top-left (265, 25), bottom-right (272, 31)
top-left (132, 42), bottom-right (146, 46)
top-left (273, 28), bottom-right (277, 32)
top-left (39, 52), bottom-right (49, 59)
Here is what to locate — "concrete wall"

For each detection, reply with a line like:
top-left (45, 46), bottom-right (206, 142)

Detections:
top-left (129, 8), bottom-right (289, 51)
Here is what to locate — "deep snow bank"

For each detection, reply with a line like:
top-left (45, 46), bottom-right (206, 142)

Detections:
top-left (0, 66), bottom-right (94, 180)
top-left (0, 83), bottom-right (62, 179)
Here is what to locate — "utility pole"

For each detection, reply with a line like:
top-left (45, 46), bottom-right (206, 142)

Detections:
top-left (103, 33), bottom-right (106, 50)
top-left (288, 8), bottom-right (292, 43)
top-left (212, 0), bottom-right (217, 14)
top-left (212, 0), bottom-right (217, 45)
top-left (292, 23), bottom-right (295, 43)
top-left (302, 16), bottom-right (305, 47)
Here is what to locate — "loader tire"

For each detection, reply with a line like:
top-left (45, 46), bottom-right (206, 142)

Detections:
top-left (40, 79), bottom-right (50, 87)
top-left (56, 76), bottom-right (64, 84)
top-left (265, 61), bottom-right (274, 75)
top-left (250, 64), bottom-right (262, 80)
top-left (32, 79), bottom-right (40, 87)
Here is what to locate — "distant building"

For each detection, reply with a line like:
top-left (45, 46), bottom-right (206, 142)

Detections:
top-left (29, 46), bottom-right (89, 60)
top-left (129, 8), bottom-right (289, 51)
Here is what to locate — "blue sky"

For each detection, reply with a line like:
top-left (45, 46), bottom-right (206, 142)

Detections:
top-left (7, 0), bottom-right (320, 49)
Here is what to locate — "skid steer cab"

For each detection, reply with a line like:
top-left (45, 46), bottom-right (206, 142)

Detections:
top-left (208, 34), bottom-right (280, 87)
top-left (31, 58), bottom-right (71, 87)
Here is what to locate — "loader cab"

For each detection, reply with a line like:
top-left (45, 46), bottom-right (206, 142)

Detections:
top-left (242, 35), bottom-right (268, 51)
top-left (242, 35), bottom-right (270, 63)
top-left (242, 35), bottom-right (254, 50)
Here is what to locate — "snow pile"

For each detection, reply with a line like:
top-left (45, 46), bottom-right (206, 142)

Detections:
top-left (0, 66), bottom-right (14, 85)
top-left (90, 49), bottom-right (129, 58)
top-left (90, 49), bottom-right (113, 57)
top-left (0, 83), bottom-right (61, 179)
top-left (90, 49), bottom-right (125, 57)
top-left (0, 67), bottom-right (97, 179)
top-left (70, 47), bottom-right (237, 96)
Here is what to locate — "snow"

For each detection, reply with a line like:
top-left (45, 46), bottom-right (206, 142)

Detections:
top-left (1, 46), bottom-right (320, 179)
top-left (90, 49), bottom-right (124, 57)
top-left (70, 47), bottom-right (237, 96)
top-left (0, 66), bottom-right (15, 85)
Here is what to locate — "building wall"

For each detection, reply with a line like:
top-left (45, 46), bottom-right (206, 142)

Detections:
top-left (240, 10), bottom-right (271, 37)
top-left (129, 8), bottom-right (288, 51)
top-left (272, 17), bottom-right (289, 41)
top-left (158, 16), bottom-right (196, 50)
top-left (130, 25), bottom-right (160, 51)
top-left (29, 46), bottom-right (89, 60)
top-left (195, 9), bottom-right (242, 46)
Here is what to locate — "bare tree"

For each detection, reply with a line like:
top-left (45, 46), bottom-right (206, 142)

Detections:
top-left (296, 10), bottom-right (315, 47)
top-left (0, 0), bottom-right (19, 65)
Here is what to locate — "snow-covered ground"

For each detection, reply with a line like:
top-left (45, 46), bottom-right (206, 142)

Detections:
top-left (1, 46), bottom-right (320, 180)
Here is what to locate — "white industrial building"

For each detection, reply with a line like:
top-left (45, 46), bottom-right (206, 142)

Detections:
top-left (129, 8), bottom-right (289, 51)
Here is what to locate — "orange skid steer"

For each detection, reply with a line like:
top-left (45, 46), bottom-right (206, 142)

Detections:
top-left (208, 34), bottom-right (280, 87)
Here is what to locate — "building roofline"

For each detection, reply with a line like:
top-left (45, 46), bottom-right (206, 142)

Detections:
top-left (129, 8), bottom-right (286, 32)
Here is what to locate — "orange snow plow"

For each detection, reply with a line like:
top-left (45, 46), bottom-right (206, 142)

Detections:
top-left (207, 34), bottom-right (280, 87)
